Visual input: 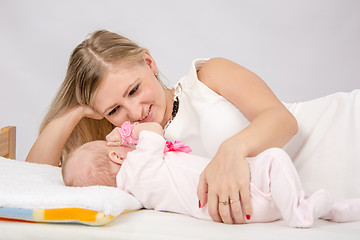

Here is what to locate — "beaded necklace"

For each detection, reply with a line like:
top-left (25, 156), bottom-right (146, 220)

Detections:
top-left (163, 83), bottom-right (182, 133)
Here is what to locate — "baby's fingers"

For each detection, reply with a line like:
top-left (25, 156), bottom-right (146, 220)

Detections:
top-left (106, 127), bottom-right (121, 142)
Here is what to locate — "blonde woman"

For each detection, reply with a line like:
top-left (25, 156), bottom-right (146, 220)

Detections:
top-left (26, 30), bottom-right (359, 225)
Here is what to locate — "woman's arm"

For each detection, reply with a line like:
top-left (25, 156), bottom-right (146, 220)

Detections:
top-left (25, 106), bottom-right (102, 166)
top-left (196, 58), bottom-right (298, 224)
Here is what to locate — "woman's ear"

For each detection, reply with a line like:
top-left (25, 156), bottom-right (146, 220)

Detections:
top-left (143, 51), bottom-right (158, 74)
top-left (108, 151), bottom-right (124, 165)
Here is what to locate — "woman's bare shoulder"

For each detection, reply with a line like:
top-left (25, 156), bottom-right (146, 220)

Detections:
top-left (197, 57), bottom-right (254, 94)
top-left (196, 57), bottom-right (284, 121)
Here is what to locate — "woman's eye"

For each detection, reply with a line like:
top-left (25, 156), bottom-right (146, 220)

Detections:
top-left (129, 84), bottom-right (140, 96)
top-left (108, 106), bottom-right (119, 116)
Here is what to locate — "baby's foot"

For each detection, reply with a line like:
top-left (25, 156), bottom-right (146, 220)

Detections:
top-left (288, 189), bottom-right (333, 228)
top-left (307, 189), bottom-right (334, 221)
top-left (325, 198), bottom-right (360, 222)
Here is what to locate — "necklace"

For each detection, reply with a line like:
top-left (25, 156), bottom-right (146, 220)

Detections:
top-left (163, 83), bottom-right (182, 133)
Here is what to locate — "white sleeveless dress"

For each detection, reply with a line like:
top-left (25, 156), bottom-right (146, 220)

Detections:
top-left (164, 59), bottom-right (360, 199)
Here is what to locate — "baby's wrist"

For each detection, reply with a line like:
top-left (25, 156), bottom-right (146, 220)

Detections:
top-left (133, 122), bottom-right (164, 138)
top-left (119, 121), bottom-right (139, 146)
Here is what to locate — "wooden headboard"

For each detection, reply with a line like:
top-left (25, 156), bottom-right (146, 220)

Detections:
top-left (0, 126), bottom-right (16, 159)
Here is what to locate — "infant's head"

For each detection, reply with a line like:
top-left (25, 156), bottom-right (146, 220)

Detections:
top-left (62, 140), bottom-right (133, 187)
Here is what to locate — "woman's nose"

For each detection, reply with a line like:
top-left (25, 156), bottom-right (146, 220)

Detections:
top-left (126, 102), bottom-right (142, 121)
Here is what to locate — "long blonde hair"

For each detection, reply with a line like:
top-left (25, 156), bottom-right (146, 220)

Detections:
top-left (40, 30), bottom-right (161, 160)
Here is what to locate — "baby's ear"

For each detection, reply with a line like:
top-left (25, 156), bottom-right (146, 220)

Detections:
top-left (108, 151), bottom-right (124, 165)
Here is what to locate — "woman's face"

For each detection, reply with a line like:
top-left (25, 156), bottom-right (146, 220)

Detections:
top-left (93, 53), bottom-right (169, 127)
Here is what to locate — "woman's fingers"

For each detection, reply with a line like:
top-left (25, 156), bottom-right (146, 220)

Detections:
top-left (197, 172), bottom-right (208, 208)
top-left (239, 183), bottom-right (252, 221)
top-left (218, 195), bottom-right (234, 224)
top-left (207, 193), bottom-right (222, 222)
top-left (198, 143), bottom-right (252, 224)
top-left (198, 170), bottom-right (223, 222)
top-left (237, 160), bottom-right (252, 221)
top-left (80, 105), bottom-right (104, 120)
top-left (229, 193), bottom-right (244, 224)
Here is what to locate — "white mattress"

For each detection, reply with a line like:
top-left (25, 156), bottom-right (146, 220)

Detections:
top-left (1, 209), bottom-right (359, 240)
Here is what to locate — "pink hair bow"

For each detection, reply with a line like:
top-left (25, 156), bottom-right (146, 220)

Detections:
top-left (164, 141), bottom-right (192, 153)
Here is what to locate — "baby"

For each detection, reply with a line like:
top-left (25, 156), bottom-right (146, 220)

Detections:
top-left (62, 122), bottom-right (360, 228)
top-left (62, 122), bottom-right (164, 187)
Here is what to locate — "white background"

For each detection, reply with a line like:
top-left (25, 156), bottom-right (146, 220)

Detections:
top-left (0, 0), bottom-right (359, 161)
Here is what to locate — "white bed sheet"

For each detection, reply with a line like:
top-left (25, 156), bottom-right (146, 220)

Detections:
top-left (1, 209), bottom-right (359, 240)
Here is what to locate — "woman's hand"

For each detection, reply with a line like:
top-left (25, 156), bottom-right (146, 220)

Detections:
top-left (195, 58), bottom-right (297, 224)
top-left (79, 105), bottom-right (104, 120)
top-left (197, 140), bottom-right (252, 224)
top-left (26, 105), bottom-right (103, 166)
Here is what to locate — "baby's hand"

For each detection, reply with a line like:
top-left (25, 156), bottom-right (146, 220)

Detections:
top-left (106, 127), bottom-right (122, 146)
top-left (106, 122), bottom-right (164, 147)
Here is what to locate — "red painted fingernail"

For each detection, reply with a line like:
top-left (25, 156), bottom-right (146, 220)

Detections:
top-left (198, 200), bottom-right (202, 208)
top-left (246, 215), bottom-right (251, 220)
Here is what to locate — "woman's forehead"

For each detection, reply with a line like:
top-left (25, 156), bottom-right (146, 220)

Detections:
top-left (93, 64), bottom-right (147, 112)
top-left (96, 63), bottom-right (142, 92)
top-left (92, 70), bottom-right (132, 110)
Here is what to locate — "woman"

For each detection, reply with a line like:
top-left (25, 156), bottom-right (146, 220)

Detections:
top-left (26, 30), bottom-right (359, 224)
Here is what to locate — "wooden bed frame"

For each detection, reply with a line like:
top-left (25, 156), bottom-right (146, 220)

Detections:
top-left (0, 126), bottom-right (16, 159)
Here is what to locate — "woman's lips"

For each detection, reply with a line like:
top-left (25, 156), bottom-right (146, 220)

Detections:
top-left (139, 105), bottom-right (153, 123)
